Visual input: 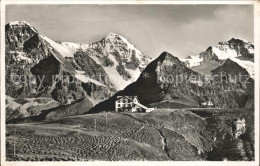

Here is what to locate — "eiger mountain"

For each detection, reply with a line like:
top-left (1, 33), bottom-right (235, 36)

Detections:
top-left (5, 21), bottom-right (151, 121)
top-left (89, 51), bottom-right (253, 114)
top-left (181, 38), bottom-right (254, 76)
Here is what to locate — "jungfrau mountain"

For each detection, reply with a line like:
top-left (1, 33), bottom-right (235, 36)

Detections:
top-left (181, 38), bottom-right (254, 106)
top-left (181, 38), bottom-right (254, 77)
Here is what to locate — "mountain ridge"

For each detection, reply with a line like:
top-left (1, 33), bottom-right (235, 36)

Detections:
top-left (5, 20), bottom-right (254, 122)
top-left (88, 51), bottom-right (253, 114)
top-left (5, 20), bottom-right (152, 120)
top-left (181, 38), bottom-right (254, 76)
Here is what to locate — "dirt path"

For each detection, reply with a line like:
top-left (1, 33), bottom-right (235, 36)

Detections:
top-left (116, 112), bottom-right (174, 160)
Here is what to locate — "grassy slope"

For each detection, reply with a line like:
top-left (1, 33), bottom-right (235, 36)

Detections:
top-left (6, 109), bottom-right (254, 161)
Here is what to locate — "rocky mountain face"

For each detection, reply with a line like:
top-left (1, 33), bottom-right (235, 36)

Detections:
top-left (214, 38), bottom-right (254, 61)
top-left (62, 32), bottom-right (152, 90)
top-left (6, 21), bottom-right (151, 121)
top-left (89, 52), bottom-right (252, 113)
top-left (181, 38), bottom-right (254, 76)
top-left (5, 21), bottom-right (38, 51)
top-left (211, 58), bottom-right (254, 108)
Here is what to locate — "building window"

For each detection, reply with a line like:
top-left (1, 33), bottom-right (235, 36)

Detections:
top-left (118, 104), bottom-right (120, 107)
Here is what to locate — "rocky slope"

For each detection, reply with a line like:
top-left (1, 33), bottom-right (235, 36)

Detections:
top-left (5, 21), bottom-right (38, 51)
top-left (211, 58), bottom-right (254, 108)
top-left (62, 32), bottom-right (152, 90)
top-left (181, 38), bottom-right (254, 76)
top-left (89, 52), bottom-right (252, 113)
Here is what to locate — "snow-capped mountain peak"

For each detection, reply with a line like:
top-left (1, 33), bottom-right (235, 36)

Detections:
top-left (106, 32), bottom-right (119, 38)
top-left (55, 32), bottom-right (152, 91)
top-left (228, 37), bottom-right (250, 44)
top-left (104, 32), bottom-right (143, 55)
top-left (83, 32), bottom-right (152, 90)
top-left (182, 38), bottom-right (254, 68)
top-left (213, 38), bottom-right (254, 60)
top-left (6, 20), bottom-right (152, 92)
top-left (8, 20), bottom-right (38, 33)
top-left (9, 20), bottom-right (31, 26)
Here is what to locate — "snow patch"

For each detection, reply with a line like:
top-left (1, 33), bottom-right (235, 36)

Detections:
top-left (41, 35), bottom-right (74, 58)
top-left (75, 73), bottom-right (107, 87)
top-left (90, 54), bottom-right (134, 90)
top-left (124, 66), bottom-right (141, 83)
top-left (61, 42), bottom-right (89, 53)
top-left (248, 47), bottom-right (254, 54)
top-left (16, 52), bottom-right (33, 63)
top-left (229, 57), bottom-right (254, 79)
top-left (9, 20), bottom-right (37, 33)
top-left (181, 55), bottom-right (203, 67)
top-left (212, 46), bottom-right (240, 60)
top-left (6, 96), bottom-right (21, 110)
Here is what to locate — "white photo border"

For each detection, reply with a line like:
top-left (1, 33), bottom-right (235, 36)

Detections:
top-left (1, 1), bottom-right (259, 166)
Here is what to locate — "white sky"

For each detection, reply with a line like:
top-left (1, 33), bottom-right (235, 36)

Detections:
top-left (6, 4), bottom-right (254, 58)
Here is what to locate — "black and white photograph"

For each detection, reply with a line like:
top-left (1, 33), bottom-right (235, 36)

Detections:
top-left (0, 1), bottom-right (259, 165)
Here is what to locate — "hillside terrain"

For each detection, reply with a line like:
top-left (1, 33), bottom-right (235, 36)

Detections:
top-left (6, 109), bottom-right (254, 161)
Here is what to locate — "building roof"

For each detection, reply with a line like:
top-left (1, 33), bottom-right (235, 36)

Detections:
top-left (116, 96), bottom-right (139, 102)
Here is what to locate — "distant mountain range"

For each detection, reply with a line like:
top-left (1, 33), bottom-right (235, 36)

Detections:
top-left (181, 38), bottom-right (254, 77)
top-left (5, 20), bottom-right (254, 122)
